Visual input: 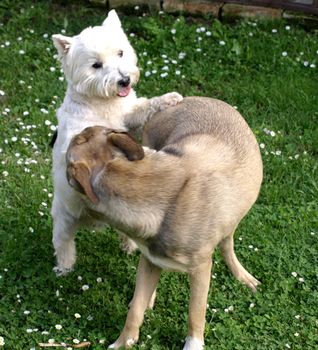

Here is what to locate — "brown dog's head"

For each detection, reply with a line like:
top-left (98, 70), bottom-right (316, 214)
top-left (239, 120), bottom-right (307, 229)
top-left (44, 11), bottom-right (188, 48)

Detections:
top-left (66, 126), bottom-right (144, 204)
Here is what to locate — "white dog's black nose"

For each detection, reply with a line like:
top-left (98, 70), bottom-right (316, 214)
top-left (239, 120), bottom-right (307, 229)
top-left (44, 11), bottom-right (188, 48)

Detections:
top-left (118, 76), bottom-right (130, 87)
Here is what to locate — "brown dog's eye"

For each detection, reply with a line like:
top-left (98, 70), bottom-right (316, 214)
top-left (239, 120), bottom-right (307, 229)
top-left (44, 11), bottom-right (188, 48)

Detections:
top-left (118, 50), bottom-right (123, 58)
top-left (92, 62), bottom-right (103, 69)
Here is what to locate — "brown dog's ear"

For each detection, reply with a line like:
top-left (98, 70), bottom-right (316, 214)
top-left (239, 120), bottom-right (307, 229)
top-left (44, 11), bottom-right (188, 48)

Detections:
top-left (108, 133), bottom-right (144, 161)
top-left (69, 162), bottom-right (99, 205)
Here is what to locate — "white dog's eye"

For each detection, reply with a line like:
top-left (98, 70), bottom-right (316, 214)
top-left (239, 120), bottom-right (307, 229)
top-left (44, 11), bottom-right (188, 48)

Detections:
top-left (92, 62), bottom-right (103, 69)
top-left (118, 50), bottom-right (123, 57)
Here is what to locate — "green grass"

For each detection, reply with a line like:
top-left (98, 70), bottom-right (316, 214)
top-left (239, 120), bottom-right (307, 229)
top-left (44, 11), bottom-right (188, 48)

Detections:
top-left (0, 1), bottom-right (317, 349)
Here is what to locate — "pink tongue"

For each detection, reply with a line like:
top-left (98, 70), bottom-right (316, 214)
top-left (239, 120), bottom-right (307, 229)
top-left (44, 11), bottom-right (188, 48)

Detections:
top-left (118, 86), bottom-right (131, 97)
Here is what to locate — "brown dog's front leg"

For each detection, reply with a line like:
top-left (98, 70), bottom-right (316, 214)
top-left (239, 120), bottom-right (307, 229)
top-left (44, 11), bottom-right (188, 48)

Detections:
top-left (109, 255), bottom-right (161, 349)
top-left (184, 259), bottom-right (212, 350)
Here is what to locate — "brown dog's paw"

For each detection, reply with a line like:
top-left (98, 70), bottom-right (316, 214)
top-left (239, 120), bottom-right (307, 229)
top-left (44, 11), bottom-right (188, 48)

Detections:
top-left (108, 331), bottom-right (139, 349)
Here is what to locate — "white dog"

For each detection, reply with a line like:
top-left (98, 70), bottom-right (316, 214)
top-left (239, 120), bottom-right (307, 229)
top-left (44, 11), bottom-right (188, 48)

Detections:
top-left (51, 10), bottom-right (182, 275)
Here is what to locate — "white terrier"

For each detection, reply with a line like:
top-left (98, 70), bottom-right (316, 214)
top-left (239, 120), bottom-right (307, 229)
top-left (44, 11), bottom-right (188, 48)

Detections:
top-left (51, 10), bottom-right (182, 275)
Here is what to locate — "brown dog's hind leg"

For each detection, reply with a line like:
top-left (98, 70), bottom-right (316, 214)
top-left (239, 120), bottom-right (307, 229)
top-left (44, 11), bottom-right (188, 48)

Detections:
top-left (184, 259), bottom-right (212, 350)
top-left (109, 255), bottom-right (161, 349)
top-left (219, 235), bottom-right (260, 292)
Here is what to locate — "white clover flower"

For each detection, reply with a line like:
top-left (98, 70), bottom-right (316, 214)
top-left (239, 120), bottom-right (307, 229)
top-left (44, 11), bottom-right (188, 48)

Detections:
top-left (282, 51), bottom-right (288, 57)
top-left (162, 66), bottom-right (169, 71)
top-left (78, 276), bottom-right (82, 281)
top-left (0, 90), bottom-right (5, 96)
top-left (50, 67), bottom-right (56, 72)
top-left (2, 171), bottom-right (8, 177)
top-left (75, 313), bottom-right (81, 319)
top-left (96, 277), bottom-right (102, 283)
top-left (19, 50), bottom-right (25, 55)
top-left (285, 25), bottom-right (291, 30)
top-left (270, 131), bottom-right (276, 137)
top-left (285, 344), bottom-right (291, 349)
top-left (196, 48), bottom-right (202, 52)
top-left (59, 76), bottom-right (64, 82)
top-left (291, 272), bottom-right (297, 277)
top-left (294, 332), bottom-right (299, 337)
top-left (73, 339), bottom-right (80, 344)
top-left (272, 29), bottom-right (277, 33)
top-left (259, 143), bottom-right (265, 149)
top-left (160, 72), bottom-right (168, 78)
top-left (55, 324), bottom-right (62, 330)
top-left (41, 108), bottom-right (49, 114)
top-left (24, 310), bottom-right (31, 315)
top-left (0, 336), bottom-right (5, 346)
top-left (295, 315), bottom-right (301, 319)
top-left (48, 339), bottom-right (55, 344)
top-left (43, 33), bottom-right (49, 38)
top-left (129, 33), bottom-right (135, 37)
top-left (310, 63), bottom-right (316, 68)
top-left (303, 61), bottom-right (309, 67)
top-left (152, 70), bottom-right (157, 74)
top-left (299, 277), bottom-right (304, 283)
top-left (206, 31), bottom-right (211, 36)
top-left (275, 150), bottom-right (281, 156)
top-left (249, 303), bottom-right (255, 308)
top-left (26, 329), bottom-right (33, 333)
top-left (23, 111), bottom-right (29, 116)
top-left (42, 331), bottom-right (50, 335)
top-left (219, 40), bottom-right (226, 46)
top-left (82, 284), bottom-right (90, 291)
top-left (171, 28), bottom-right (176, 35)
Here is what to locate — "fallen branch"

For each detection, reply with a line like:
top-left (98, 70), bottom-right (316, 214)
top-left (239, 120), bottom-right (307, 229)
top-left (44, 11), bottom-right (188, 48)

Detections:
top-left (38, 341), bottom-right (91, 348)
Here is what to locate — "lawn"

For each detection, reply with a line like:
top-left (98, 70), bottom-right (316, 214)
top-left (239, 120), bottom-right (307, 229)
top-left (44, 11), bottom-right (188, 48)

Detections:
top-left (0, 1), bottom-right (317, 349)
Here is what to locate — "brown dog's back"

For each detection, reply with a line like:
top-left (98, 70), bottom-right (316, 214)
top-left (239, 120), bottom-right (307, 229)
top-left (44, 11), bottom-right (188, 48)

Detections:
top-left (144, 97), bottom-right (258, 158)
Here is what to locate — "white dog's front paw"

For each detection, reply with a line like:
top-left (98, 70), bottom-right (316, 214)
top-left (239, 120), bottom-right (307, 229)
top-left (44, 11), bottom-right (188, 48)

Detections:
top-left (183, 336), bottom-right (204, 350)
top-left (53, 266), bottom-right (73, 277)
top-left (151, 92), bottom-right (183, 113)
top-left (158, 92), bottom-right (183, 111)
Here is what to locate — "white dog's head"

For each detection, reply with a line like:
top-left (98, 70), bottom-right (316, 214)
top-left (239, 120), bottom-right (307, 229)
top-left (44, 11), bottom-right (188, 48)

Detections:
top-left (52, 10), bottom-right (139, 98)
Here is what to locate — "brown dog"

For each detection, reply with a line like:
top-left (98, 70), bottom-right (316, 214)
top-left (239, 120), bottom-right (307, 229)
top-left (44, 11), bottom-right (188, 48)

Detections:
top-left (66, 97), bottom-right (263, 350)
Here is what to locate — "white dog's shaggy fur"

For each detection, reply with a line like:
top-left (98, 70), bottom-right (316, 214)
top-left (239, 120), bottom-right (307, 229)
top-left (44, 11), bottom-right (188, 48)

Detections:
top-left (51, 10), bottom-right (182, 275)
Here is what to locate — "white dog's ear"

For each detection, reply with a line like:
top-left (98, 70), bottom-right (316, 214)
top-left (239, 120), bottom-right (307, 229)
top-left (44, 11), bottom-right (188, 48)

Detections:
top-left (52, 34), bottom-right (74, 57)
top-left (102, 10), bottom-right (122, 28)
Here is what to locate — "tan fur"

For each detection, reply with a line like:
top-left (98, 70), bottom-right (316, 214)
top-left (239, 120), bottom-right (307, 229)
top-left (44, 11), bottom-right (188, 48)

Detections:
top-left (66, 97), bottom-right (263, 349)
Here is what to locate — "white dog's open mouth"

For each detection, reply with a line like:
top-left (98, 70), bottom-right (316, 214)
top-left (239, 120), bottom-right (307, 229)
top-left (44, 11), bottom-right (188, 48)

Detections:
top-left (117, 85), bottom-right (131, 97)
